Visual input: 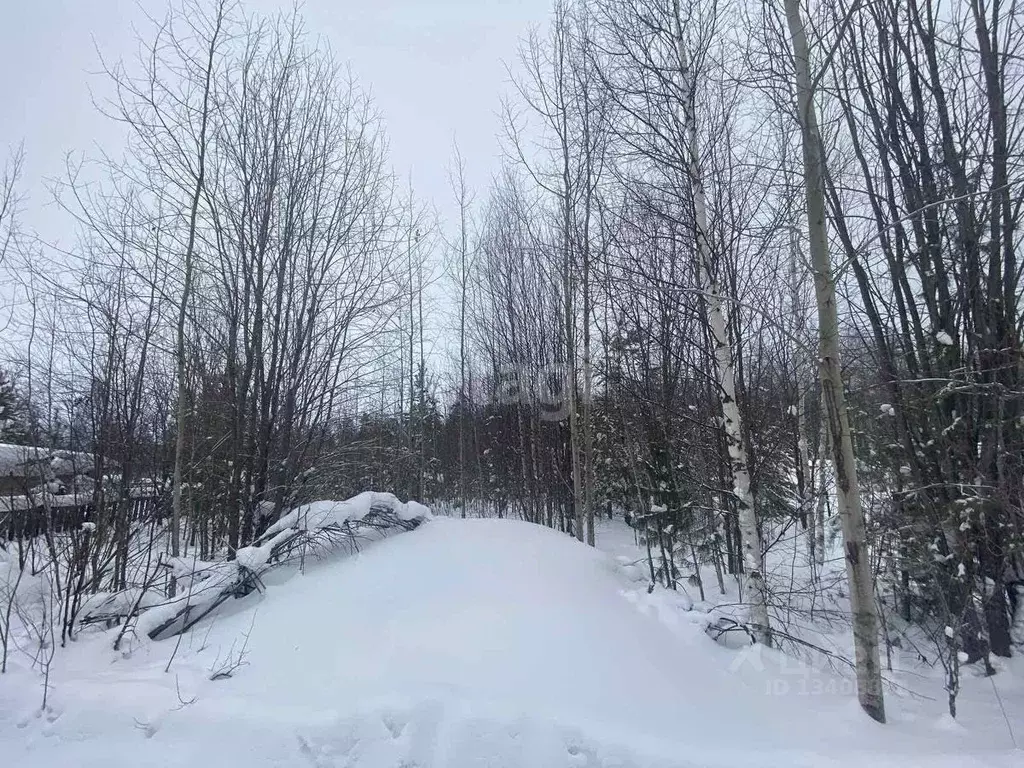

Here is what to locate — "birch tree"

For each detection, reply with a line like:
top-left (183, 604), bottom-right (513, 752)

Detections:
top-left (589, 0), bottom-right (771, 641)
top-left (671, 0), bottom-right (770, 643)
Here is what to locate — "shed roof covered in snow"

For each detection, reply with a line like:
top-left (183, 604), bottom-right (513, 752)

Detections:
top-left (0, 443), bottom-right (95, 479)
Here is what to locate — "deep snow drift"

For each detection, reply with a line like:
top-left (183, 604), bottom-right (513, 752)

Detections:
top-left (1, 517), bottom-right (1018, 766)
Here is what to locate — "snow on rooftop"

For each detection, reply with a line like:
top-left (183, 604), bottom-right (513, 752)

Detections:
top-left (0, 442), bottom-right (95, 478)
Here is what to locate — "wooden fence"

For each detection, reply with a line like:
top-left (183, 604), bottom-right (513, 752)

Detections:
top-left (1, 495), bottom-right (165, 543)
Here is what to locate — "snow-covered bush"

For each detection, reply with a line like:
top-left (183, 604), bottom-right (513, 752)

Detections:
top-left (76, 492), bottom-right (432, 643)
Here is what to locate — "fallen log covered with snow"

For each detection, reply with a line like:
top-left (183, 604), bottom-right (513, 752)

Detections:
top-left (76, 492), bottom-right (431, 642)
top-left (239, 492), bottom-right (433, 571)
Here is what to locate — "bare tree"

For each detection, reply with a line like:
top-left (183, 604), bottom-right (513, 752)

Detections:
top-left (447, 142), bottom-right (475, 518)
top-left (0, 145), bottom-right (24, 275)
top-left (170, 1), bottom-right (226, 573)
top-left (778, 0), bottom-right (886, 722)
top-left (508, 0), bottom-right (610, 543)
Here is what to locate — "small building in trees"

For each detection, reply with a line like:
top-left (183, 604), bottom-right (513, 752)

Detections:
top-left (0, 442), bottom-right (96, 497)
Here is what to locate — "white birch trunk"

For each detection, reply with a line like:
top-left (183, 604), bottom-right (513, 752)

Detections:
top-left (673, 0), bottom-right (770, 644)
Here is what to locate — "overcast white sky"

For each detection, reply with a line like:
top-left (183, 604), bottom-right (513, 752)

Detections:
top-left (0, 0), bottom-right (551, 247)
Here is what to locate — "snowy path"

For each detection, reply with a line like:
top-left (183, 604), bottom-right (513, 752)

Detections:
top-left (1, 517), bottom-right (1019, 766)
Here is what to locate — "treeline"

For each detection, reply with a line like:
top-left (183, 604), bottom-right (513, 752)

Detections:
top-left (437, 0), bottom-right (1024, 722)
top-left (3, 2), bottom-right (419, 538)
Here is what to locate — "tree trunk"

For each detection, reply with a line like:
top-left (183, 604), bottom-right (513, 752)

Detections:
top-left (171, 8), bottom-right (224, 586)
top-left (782, 0), bottom-right (885, 723)
top-left (674, 0), bottom-right (770, 644)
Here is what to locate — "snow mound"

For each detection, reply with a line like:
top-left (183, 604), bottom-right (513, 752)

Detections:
top-left (1, 518), bottom-right (1016, 767)
top-left (72, 493), bottom-right (431, 639)
top-left (258, 491), bottom-right (432, 542)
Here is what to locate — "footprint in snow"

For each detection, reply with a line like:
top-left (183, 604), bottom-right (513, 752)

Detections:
top-left (381, 711), bottom-right (407, 740)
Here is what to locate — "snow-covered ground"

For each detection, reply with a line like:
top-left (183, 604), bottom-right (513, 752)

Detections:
top-left (1, 515), bottom-right (1020, 766)
top-left (596, 518), bottom-right (1023, 763)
